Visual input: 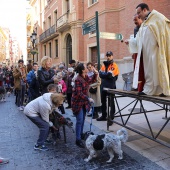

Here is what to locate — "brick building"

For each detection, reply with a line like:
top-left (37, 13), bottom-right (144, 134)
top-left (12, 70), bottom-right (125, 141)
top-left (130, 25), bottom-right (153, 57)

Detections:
top-left (29, 0), bottom-right (170, 87)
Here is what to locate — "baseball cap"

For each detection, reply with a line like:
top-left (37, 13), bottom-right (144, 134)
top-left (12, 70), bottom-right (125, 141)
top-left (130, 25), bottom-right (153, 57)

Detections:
top-left (106, 51), bottom-right (113, 56)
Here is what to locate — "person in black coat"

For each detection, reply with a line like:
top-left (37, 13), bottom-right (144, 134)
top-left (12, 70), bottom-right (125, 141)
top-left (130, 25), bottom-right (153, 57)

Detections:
top-left (29, 71), bottom-right (41, 100)
top-left (38, 56), bottom-right (58, 94)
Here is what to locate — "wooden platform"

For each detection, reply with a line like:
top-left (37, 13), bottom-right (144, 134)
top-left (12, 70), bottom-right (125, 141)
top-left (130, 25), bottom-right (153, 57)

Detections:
top-left (104, 88), bottom-right (170, 148)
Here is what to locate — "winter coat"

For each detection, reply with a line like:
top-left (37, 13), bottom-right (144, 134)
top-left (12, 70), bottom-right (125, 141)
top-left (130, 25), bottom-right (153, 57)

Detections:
top-left (66, 73), bottom-right (74, 93)
top-left (88, 75), bottom-right (101, 107)
top-left (24, 93), bottom-right (54, 124)
top-left (99, 60), bottom-right (119, 90)
top-left (57, 80), bottom-right (67, 93)
top-left (71, 74), bottom-right (97, 115)
top-left (26, 70), bottom-right (36, 85)
top-left (38, 67), bottom-right (55, 94)
top-left (29, 76), bottom-right (41, 99)
top-left (13, 66), bottom-right (27, 90)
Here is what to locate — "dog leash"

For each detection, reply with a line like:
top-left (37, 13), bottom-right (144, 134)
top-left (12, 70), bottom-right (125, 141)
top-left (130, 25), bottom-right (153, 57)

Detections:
top-left (90, 102), bottom-right (94, 132)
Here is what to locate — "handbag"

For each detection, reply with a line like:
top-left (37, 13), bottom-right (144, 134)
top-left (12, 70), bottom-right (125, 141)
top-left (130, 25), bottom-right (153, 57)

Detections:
top-left (89, 87), bottom-right (97, 94)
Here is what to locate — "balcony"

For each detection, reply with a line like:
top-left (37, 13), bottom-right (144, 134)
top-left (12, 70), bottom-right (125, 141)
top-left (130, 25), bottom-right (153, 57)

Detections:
top-left (39, 24), bottom-right (58, 43)
top-left (27, 20), bottom-right (31, 29)
top-left (57, 12), bottom-right (70, 32)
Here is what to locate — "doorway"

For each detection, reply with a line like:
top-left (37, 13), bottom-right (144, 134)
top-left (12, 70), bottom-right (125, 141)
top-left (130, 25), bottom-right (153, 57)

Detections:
top-left (91, 46), bottom-right (97, 64)
top-left (66, 34), bottom-right (72, 66)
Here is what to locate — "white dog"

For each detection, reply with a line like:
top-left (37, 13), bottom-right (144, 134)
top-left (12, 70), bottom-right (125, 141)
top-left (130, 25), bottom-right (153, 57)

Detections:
top-left (84, 128), bottom-right (128, 163)
top-left (57, 84), bottom-right (62, 93)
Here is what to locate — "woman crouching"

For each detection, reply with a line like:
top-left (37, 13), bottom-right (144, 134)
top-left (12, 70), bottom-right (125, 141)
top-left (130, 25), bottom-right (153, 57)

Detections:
top-left (24, 93), bottom-right (65, 151)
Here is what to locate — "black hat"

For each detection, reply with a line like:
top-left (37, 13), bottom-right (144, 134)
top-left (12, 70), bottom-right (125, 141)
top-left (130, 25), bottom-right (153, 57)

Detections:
top-left (69, 59), bottom-right (76, 64)
top-left (18, 59), bottom-right (24, 63)
top-left (106, 51), bottom-right (113, 56)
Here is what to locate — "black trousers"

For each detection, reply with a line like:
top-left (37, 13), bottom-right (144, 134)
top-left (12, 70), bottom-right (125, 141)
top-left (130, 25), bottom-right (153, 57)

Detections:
top-left (67, 93), bottom-right (72, 107)
top-left (58, 104), bottom-right (65, 114)
top-left (101, 90), bottom-right (115, 119)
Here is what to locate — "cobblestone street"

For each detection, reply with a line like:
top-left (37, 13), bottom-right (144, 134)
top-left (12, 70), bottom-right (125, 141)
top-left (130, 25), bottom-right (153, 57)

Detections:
top-left (0, 95), bottom-right (164, 170)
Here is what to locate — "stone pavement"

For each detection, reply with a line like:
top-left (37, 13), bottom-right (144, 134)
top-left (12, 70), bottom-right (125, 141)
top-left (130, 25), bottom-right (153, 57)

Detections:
top-left (0, 95), bottom-right (164, 170)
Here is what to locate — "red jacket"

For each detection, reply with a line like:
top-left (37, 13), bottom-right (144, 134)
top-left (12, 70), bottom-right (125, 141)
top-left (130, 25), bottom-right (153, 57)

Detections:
top-left (71, 74), bottom-right (96, 115)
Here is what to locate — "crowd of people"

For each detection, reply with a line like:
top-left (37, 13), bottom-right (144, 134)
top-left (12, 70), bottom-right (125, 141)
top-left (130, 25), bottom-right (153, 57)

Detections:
top-left (1, 2), bottom-right (169, 164)
top-left (0, 51), bottom-right (119, 151)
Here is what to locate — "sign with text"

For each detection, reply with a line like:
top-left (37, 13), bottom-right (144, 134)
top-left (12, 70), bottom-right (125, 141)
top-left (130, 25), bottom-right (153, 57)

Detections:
top-left (99, 32), bottom-right (123, 40)
top-left (82, 18), bottom-right (96, 35)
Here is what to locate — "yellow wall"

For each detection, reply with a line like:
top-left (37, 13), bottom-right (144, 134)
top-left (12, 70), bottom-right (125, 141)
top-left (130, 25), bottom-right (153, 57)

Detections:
top-left (0, 27), bottom-right (7, 62)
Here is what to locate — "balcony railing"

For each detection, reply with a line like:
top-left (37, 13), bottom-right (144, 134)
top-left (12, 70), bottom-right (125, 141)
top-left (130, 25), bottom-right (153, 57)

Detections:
top-left (39, 24), bottom-right (57, 42)
top-left (57, 12), bottom-right (68, 28)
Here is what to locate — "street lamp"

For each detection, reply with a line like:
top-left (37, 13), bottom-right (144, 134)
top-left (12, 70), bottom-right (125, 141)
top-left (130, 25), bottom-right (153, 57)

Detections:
top-left (30, 31), bottom-right (37, 62)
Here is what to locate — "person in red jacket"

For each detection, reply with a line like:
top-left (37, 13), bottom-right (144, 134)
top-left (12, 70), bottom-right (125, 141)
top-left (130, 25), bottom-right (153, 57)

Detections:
top-left (71, 63), bottom-right (97, 148)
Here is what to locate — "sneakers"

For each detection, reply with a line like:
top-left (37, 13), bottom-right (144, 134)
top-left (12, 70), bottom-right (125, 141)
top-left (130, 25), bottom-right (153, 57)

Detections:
top-left (96, 116), bottom-right (107, 121)
top-left (0, 98), bottom-right (6, 102)
top-left (18, 106), bottom-right (25, 111)
top-left (0, 157), bottom-right (9, 165)
top-left (34, 144), bottom-right (48, 151)
top-left (44, 139), bottom-right (53, 145)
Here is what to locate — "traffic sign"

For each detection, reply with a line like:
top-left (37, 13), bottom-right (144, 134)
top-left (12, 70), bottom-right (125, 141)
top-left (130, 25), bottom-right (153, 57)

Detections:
top-left (82, 18), bottom-right (96, 35)
top-left (99, 32), bottom-right (123, 40)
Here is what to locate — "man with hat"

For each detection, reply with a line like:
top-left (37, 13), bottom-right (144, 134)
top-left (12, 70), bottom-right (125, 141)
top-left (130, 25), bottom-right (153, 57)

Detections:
top-left (97, 51), bottom-right (119, 121)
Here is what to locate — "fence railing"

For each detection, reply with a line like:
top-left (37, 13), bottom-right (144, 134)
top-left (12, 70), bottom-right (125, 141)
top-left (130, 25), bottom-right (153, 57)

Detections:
top-left (39, 24), bottom-right (56, 42)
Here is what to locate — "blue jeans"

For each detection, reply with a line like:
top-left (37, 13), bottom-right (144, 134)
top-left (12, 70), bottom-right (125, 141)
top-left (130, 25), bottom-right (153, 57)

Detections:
top-left (27, 116), bottom-right (50, 145)
top-left (75, 108), bottom-right (86, 140)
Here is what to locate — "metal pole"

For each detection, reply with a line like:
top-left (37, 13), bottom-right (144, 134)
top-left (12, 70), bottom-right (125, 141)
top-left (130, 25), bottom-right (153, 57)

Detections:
top-left (95, 11), bottom-right (100, 71)
top-left (33, 40), bottom-right (35, 62)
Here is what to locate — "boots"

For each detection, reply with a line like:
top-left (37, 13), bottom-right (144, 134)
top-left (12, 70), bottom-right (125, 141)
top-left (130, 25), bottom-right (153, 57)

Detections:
top-left (92, 111), bottom-right (99, 119)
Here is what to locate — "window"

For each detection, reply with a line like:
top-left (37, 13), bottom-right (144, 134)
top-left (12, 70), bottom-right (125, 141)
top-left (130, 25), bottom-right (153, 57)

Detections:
top-left (48, 16), bottom-right (51, 28)
top-left (49, 42), bottom-right (51, 57)
top-left (44, 45), bottom-right (46, 55)
top-left (63, 0), bottom-right (69, 13)
top-left (43, 22), bottom-right (46, 31)
top-left (66, 0), bottom-right (70, 12)
top-left (92, 0), bottom-right (97, 4)
top-left (88, 0), bottom-right (97, 6)
top-left (55, 40), bottom-right (58, 58)
top-left (54, 10), bottom-right (58, 26)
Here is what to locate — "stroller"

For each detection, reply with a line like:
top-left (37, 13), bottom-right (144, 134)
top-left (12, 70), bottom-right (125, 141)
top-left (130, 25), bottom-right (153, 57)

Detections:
top-left (49, 109), bottom-right (74, 145)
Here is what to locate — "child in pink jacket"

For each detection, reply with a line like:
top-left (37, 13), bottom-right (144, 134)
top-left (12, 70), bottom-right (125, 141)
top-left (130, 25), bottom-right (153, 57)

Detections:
top-left (56, 72), bottom-right (67, 114)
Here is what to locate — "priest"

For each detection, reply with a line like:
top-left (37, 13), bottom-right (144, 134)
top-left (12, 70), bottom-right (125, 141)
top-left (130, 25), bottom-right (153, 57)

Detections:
top-left (125, 3), bottom-right (170, 96)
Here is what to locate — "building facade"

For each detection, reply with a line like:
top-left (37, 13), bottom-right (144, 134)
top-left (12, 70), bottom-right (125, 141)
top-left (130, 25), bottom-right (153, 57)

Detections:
top-left (0, 27), bottom-right (7, 63)
top-left (29, 0), bottom-right (170, 87)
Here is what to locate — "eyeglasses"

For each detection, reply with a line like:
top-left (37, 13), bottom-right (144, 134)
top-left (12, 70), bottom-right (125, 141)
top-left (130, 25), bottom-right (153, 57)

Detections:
top-left (106, 55), bottom-right (111, 57)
